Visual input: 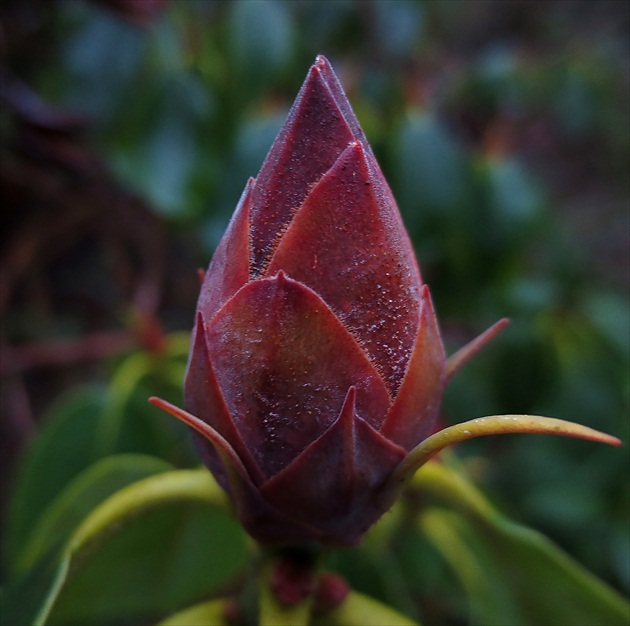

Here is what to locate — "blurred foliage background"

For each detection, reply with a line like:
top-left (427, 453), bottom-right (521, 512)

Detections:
top-left (1, 0), bottom-right (628, 624)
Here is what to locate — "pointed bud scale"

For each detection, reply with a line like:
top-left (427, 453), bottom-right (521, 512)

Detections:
top-left (151, 56), bottom-right (620, 546)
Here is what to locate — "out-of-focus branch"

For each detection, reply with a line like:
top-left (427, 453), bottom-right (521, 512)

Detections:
top-left (0, 331), bottom-right (135, 376)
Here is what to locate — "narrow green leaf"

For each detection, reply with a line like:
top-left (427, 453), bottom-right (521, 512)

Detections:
top-left (1, 548), bottom-right (71, 626)
top-left (16, 454), bottom-right (173, 574)
top-left (66, 468), bottom-right (229, 556)
top-left (95, 351), bottom-right (155, 456)
top-left (158, 599), bottom-right (230, 626)
top-left (315, 590), bottom-right (418, 626)
top-left (8, 336), bottom-right (193, 573)
top-left (390, 414), bottom-right (621, 489)
top-left (8, 385), bottom-right (109, 567)
top-left (18, 469), bottom-right (233, 625)
top-left (12, 502), bottom-right (237, 626)
top-left (414, 460), bottom-right (630, 626)
top-left (49, 504), bottom-right (246, 625)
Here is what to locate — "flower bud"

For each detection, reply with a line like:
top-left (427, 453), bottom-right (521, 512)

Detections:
top-left (151, 56), bottom-right (554, 545)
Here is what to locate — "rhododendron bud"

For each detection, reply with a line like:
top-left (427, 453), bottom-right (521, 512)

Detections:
top-left (151, 56), bottom-right (619, 546)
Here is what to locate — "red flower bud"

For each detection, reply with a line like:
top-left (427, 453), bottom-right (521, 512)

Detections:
top-left (151, 56), bottom-right (494, 545)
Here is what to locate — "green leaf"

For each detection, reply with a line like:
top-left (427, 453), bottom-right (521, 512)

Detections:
top-left (6, 469), bottom-right (242, 626)
top-left (8, 340), bottom-right (194, 573)
top-left (49, 503), bottom-right (245, 625)
top-left (315, 590), bottom-right (418, 626)
top-left (7, 385), bottom-right (109, 568)
top-left (415, 460), bottom-right (630, 626)
top-left (389, 414), bottom-right (620, 491)
top-left (15, 454), bottom-right (173, 575)
top-left (158, 599), bottom-right (230, 626)
top-left (1, 548), bottom-right (70, 626)
top-left (93, 334), bottom-right (193, 461)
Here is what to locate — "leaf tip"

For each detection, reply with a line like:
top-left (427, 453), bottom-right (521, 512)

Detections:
top-left (446, 317), bottom-right (510, 382)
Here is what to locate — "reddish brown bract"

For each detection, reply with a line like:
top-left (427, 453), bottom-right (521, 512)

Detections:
top-left (161, 56), bottom-right (448, 545)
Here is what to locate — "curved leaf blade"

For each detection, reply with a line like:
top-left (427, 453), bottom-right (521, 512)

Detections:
top-left (414, 461), bottom-right (630, 626)
top-left (315, 590), bottom-right (418, 626)
top-left (6, 468), bottom-right (234, 626)
top-left (159, 599), bottom-right (230, 626)
top-left (390, 414), bottom-right (621, 488)
top-left (16, 454), bottom-right (173, 574)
